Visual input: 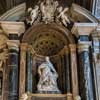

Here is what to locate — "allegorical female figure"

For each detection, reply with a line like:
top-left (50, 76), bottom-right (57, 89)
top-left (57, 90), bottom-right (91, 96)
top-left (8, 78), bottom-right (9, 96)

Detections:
top-left (37, 57), bottom-right (60, 93)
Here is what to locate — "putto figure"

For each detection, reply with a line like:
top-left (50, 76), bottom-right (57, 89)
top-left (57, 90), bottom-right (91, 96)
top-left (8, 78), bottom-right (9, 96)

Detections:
top-left (27, 5), bottom-right (39, 25)
top-left (37, 56), bottom-right (60, 93)
top-left (26, 0), bottom-right (70, 27)
top-left (57, 7), bottom-right (70, 27)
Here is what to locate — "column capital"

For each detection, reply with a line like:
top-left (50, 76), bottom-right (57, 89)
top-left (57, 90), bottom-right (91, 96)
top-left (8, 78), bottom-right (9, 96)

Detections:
top-left (69, 44), bottom-right (77, 52)
top-left (64, 46), bottom-right (69, 54)
top-left (78, 41), bottom-right (91, 52)
top-left (27, 45), bottom-right (36, 55)
top-left (20, 43), bottom-right (28, 51)
top-left (7, 40), bottom-right (20, 51)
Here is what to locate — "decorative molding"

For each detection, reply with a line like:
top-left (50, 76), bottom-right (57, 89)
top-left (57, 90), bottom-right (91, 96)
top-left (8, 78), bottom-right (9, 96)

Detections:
top-left (0, 3), bottom-right (26, 21)
top-left (78, 41), bottom-right (91, 52)
top-left (71, 23), bottom-right (98, 37)
top-left (71, 3), bottom-right (99, 23)
top-left (0, 21), bottom-right (25, 36)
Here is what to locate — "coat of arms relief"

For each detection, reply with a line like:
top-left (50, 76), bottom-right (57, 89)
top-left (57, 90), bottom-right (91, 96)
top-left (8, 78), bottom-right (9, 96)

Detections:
top-left (26, 0), bottom-right (71, 27)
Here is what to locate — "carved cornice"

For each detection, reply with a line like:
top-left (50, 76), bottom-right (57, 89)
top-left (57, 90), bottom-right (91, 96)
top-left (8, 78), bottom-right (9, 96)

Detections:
top-left (0, 3), bottom-right (26, 21)
top-left (71, 3), bottom-right (99, 23)
top-left (0, 21), bottom-right (25, 36)
top-left (78, 41), bottom-right (91, 52)
top-left (71, 23), bottom-right (98, 37)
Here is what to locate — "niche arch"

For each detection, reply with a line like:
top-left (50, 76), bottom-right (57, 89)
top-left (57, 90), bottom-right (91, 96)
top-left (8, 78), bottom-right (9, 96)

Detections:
top-left (21, 23), bottom-right (77, 94)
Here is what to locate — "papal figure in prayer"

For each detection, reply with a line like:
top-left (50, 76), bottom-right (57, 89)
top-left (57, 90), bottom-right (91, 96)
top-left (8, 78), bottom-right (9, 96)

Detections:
top-left (37, 57), bottom-right (60, 93)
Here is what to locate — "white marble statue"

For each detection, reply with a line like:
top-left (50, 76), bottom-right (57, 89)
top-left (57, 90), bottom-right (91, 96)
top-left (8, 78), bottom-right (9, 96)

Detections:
top-left (57, 7), bottom-right (70, 27)
top-left (27, 5), bottom-right (39, 25)
top-left (37, 57), bottom-right (60, 93)
top-left (40, 0), bottom-right (59, 24)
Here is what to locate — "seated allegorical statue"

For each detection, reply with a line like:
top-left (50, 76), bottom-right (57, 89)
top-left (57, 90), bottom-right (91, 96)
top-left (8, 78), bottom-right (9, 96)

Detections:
top-left (37, 56), bottom-right (61, 93)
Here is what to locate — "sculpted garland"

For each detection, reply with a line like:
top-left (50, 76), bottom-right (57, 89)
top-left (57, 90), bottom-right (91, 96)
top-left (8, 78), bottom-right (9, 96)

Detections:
top-left (26, 0), bottom-right (70, 26)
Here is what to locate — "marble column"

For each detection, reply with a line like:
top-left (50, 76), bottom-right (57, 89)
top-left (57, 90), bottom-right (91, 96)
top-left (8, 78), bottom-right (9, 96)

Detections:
top-left (64, 46), bottom-right (71, 93)
top-left (64, 46), bottom-right (72, 100)
top-left (78, 42), bottom-right (94, 100)
top-left (19, 43), bottom-right (28, 98)
top-left (7, 40), bottom-right (19, 100)
top-left (69, 44), bottom-right (79, 99)
top-left (26, 47), bottom-right (33, 93)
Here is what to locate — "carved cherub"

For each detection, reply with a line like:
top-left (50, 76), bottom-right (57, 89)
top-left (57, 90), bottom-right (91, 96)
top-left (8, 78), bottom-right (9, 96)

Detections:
top-left (57, 6), bottom-right (70, 27)
top-left (26, 5), bottom-right (39, 25)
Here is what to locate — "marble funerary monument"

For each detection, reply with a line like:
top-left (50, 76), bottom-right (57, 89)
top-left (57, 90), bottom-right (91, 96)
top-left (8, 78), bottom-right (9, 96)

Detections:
top-left (0, 0), bottom-right (100, 100)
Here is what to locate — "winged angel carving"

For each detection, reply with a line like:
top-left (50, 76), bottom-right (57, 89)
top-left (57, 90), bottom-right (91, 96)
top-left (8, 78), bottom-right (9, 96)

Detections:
top-left (26, 0), bottom-right (70, 27)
